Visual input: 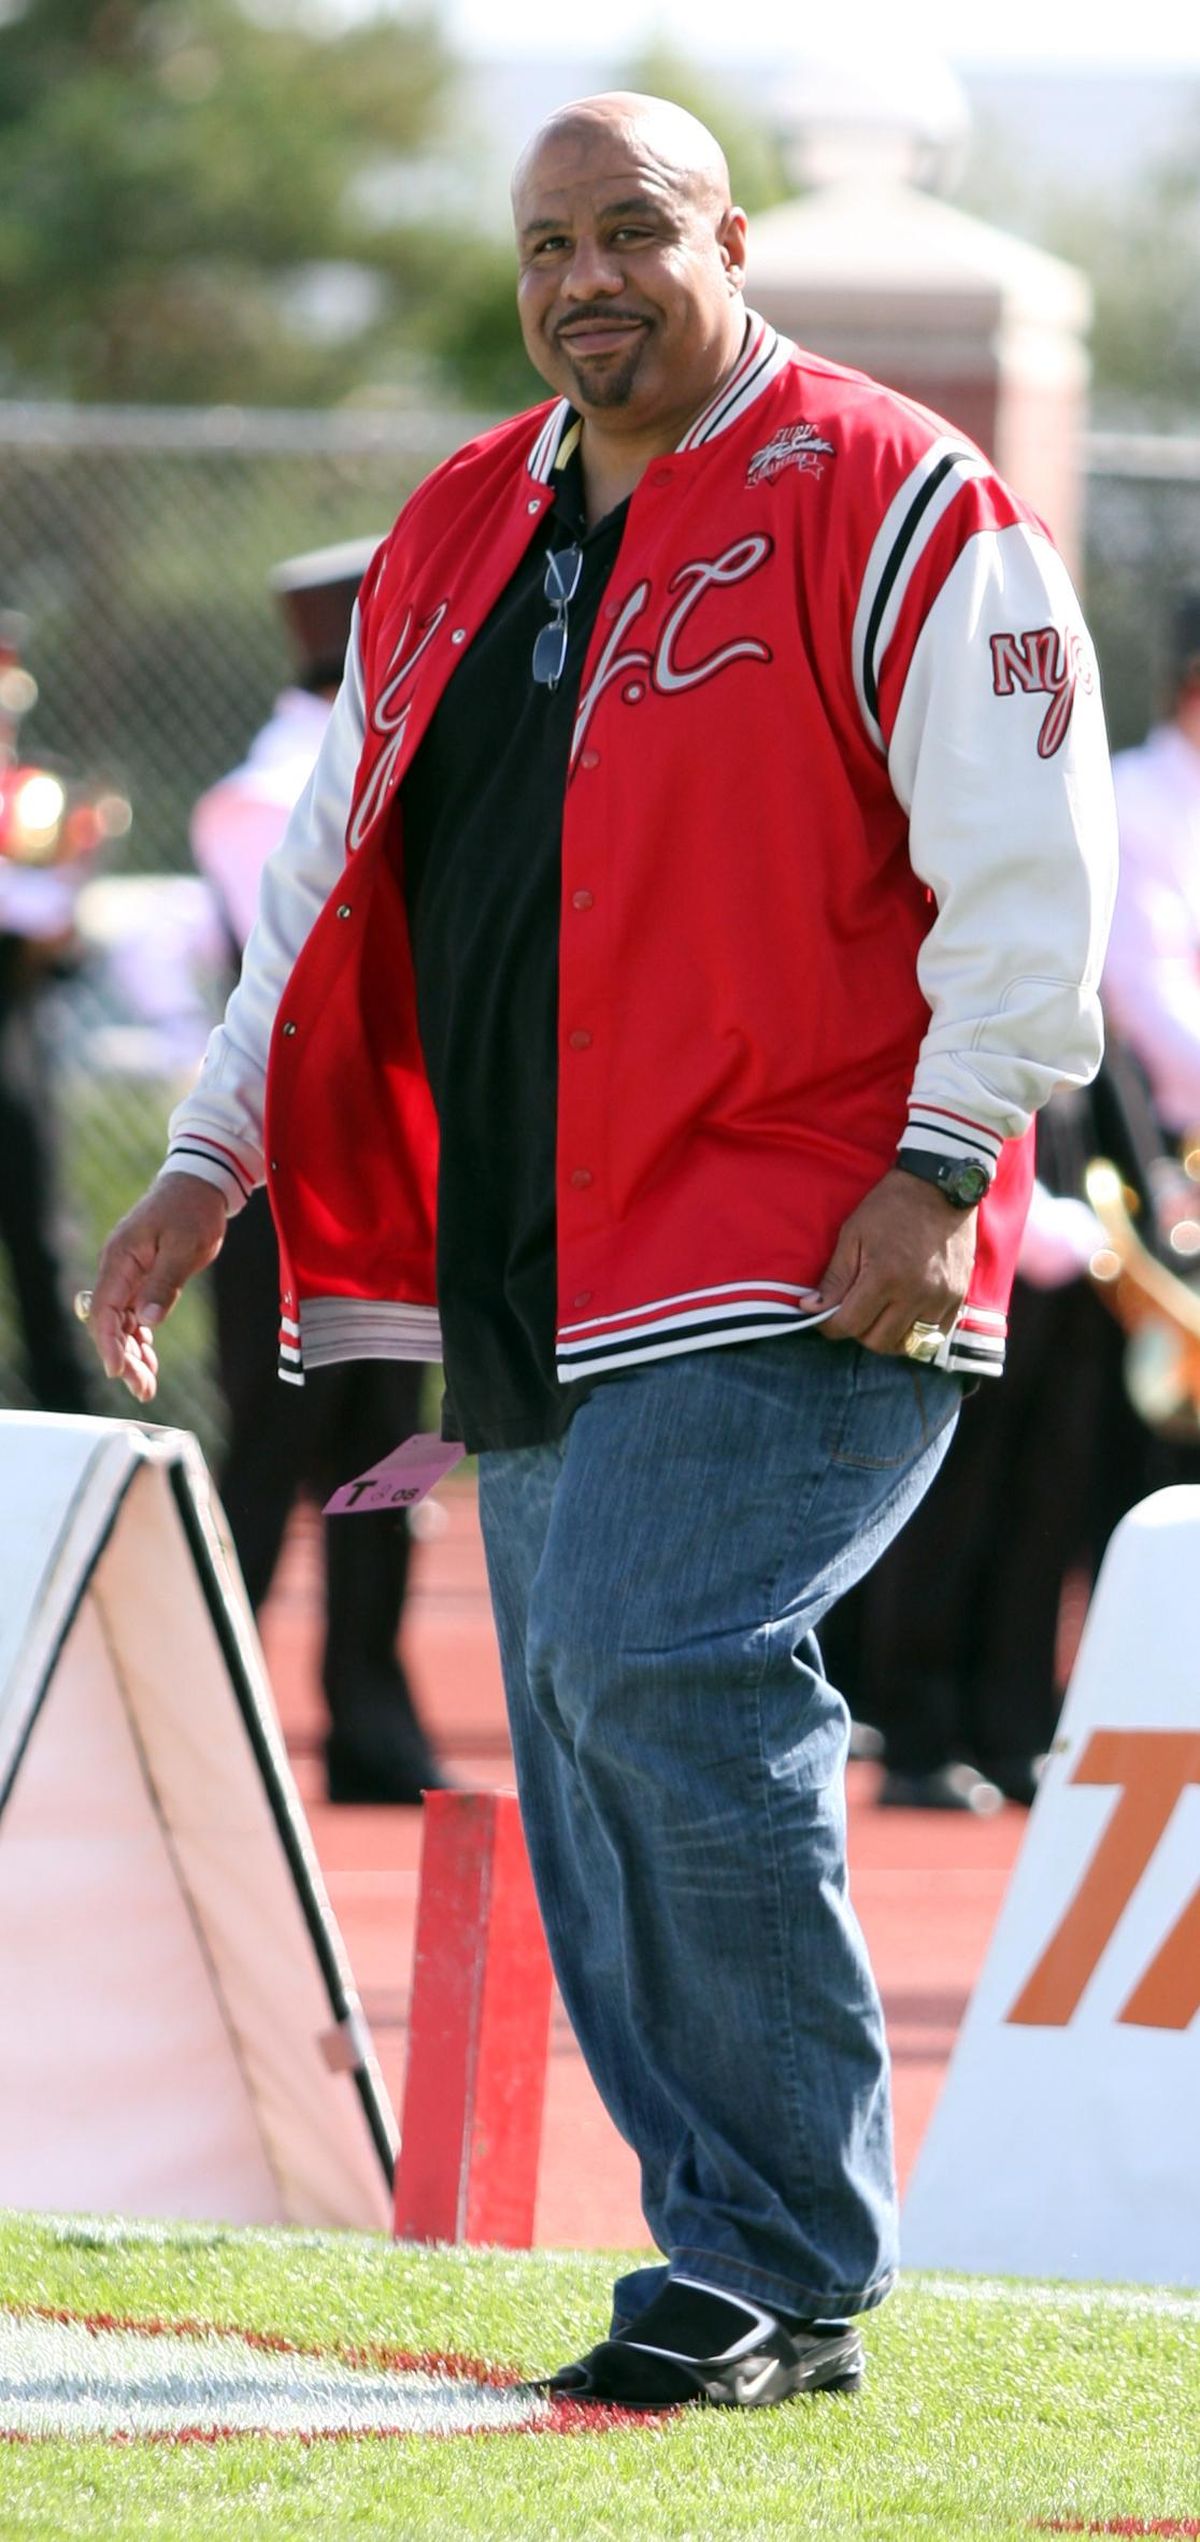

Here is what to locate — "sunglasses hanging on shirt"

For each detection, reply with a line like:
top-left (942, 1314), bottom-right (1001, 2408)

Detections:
top-left (531, 544), bottom-right (583, 692)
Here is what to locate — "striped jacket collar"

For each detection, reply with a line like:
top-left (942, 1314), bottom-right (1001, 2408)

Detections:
top-left (525, 309), bottom-right (790, 483)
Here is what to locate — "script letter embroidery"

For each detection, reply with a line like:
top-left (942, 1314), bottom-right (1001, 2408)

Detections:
top-left (989, 623), bottom-right (1092, 760)
top-left (653, 536), bottom-right (773, 693)
top-left (570, 538), bottom-right (774, 763)
top-left (349, 601), bottom-right (449, 847)
top-left (571, 582), bottom-right (653, 766)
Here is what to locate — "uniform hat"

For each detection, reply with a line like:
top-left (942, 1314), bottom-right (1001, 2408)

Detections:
top-left (269, 537), bottom-right (381, 689)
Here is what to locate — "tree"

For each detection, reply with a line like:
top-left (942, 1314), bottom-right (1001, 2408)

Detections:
top-left (1049, 141), bottom-right (1200, 429)
top-left (617, 42), bottom-right (790, 218)
top-left (958, 103), bottom-right (1200, 428)
top-left (0, 0), bottom-right (452, 402)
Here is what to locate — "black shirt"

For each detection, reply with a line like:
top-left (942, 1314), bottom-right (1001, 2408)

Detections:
top-left (400, 438), bottom-right (628, 1451)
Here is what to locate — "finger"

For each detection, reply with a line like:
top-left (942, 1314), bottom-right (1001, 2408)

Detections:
top-left (92, 1288), bottom-right (163, 1390)
top-left (822, 1277), bottom-right (933, 1352)
top-left (817, 1261), bottom-right (892, 1344)
top-left (97, 1254), bottom-right (183, 1333)
top-left (94, 1303), bottom-right (149, 1383)
top-left (874, 1305), bottom-right (956, 1360)
top-left (860, 1312), bottom-right (923, 1359)
top-left (117, 1326), bottom-right (160, 1404)
top-left (811, 1234), bottom-right (862, 1336)
top-left (91, 1250), bottom-right (153, 1369)
top-left (93, 1250), bottom-right (183, 1376)
top-left (815, 1282), bottom-right (870, 1342)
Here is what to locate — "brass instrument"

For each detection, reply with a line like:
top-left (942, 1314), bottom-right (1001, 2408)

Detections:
top-left (0, 613), bottom-right (130, 868)
top-left (1085, 1157), bottom-right (1200, 1431)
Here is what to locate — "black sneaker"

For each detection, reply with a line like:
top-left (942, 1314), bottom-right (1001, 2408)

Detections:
top-left (532, 2275), bottom-right (863, 2411)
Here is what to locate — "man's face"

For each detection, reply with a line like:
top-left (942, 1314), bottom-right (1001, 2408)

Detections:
top-left (513, 122), bottom-right (746, 435)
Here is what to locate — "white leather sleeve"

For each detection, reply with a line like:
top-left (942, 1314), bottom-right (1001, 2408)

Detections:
top-left (886, 525), bottom-right (1117, 1161)
top-left (162, 620), bottom-right (367, 1208)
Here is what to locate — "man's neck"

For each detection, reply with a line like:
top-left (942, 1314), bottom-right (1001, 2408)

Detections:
top-left (578, 431), bottom-right (662, 526)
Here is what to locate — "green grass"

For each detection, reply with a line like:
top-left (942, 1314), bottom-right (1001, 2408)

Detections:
top-left (0, 2210), bottom-right (1197, 2540)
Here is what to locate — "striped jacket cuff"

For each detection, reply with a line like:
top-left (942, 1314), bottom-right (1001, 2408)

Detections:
top-left (160, 1140), bottom-right (255, 1213)
top-left (900, 1103), bottom-right (1002, 1179)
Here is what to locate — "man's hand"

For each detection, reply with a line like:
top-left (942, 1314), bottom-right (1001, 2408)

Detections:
top-left (815, 1167), bottom-right (977, 1358)
top-left (87, 1172), bottom-right (230, 1403)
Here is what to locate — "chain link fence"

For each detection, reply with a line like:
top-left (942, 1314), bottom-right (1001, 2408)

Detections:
top-left (0, 403), bottom-right (477, 1453)
top-left (1, 406), bottom-right (1198, 1451)
top-left (1081, 433), bottom-right (1200, 752)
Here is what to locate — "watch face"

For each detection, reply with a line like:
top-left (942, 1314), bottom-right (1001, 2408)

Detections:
top-left (939, 1159), bottom-right (990, 1207)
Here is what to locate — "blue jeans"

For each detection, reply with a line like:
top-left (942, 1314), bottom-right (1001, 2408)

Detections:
top-left (477, 1334), bottom-right (960, 2320)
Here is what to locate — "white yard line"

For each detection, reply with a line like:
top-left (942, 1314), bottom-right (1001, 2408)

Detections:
top-left (0, 2310), bottom-right (550, 2441)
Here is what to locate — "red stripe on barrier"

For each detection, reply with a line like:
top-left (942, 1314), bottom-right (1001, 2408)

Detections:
top-left (394, 1791), bottom-right (554, 2247)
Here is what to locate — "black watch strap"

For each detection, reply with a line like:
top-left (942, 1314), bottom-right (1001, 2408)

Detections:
top-left (895, 1147), bottom-right (992, 1209)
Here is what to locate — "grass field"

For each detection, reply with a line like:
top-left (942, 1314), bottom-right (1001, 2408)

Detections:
top-left (0, 2210), bottom-right (1197, 2541)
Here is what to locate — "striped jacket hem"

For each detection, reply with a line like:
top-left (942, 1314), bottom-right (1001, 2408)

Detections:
top-left (283, 1284), bottom-right (1005, 1388)
top-left (555, 1283), bottom-right (1005, 1382)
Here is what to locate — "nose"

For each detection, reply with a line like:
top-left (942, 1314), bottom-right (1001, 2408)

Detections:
top-left (560, 232), bottom-right (625, 299)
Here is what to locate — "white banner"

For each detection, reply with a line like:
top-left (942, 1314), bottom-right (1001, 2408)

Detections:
top-left (902, 1485), bottom-right (1200, 2286)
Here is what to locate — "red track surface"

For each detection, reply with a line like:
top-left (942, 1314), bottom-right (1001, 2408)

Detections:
top-left (260, 1484), bottom-right (1025, 2252)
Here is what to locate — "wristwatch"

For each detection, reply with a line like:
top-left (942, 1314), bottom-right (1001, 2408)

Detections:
top-left (895, 1148), bottom-right (992, 1210)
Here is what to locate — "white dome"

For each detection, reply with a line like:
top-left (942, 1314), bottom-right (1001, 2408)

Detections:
top-left (772, 40), bottom-right (971, 192)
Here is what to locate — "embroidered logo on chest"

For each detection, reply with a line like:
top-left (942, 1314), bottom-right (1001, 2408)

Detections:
top-left (746, 423), bottom-right (835, 488)
top-left (570, 535), bottom-right (775, 766)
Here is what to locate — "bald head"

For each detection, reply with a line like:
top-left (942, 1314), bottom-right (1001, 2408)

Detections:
top-left (512, 91), bottom-right (748, 455)
top-left (512, 92), bottom-right (732, 219)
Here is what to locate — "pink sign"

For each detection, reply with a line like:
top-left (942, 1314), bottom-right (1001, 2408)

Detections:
top-left (324, 1432), bottom-right (464, 1517)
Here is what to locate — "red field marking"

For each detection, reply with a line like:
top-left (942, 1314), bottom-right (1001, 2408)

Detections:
top-left (0, 2305), bottom-right (660, 2443)
top-left (260, 1487), bottom-right (1025, 2245)
top-left (1035, 2522), bottom-right (1200, 2535)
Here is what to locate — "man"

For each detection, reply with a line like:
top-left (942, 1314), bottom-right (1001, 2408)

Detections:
top-left (191, 541), bottom-right (447, 1805)
top-left (88, 95), bottom-right (1116, 2410)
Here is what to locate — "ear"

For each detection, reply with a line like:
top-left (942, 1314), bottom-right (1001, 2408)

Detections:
top-left (717, 206), bottom-right (748, 289)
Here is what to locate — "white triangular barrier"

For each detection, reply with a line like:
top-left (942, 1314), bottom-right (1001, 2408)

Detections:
top-left (903, 1486), bottom-right (1200, 2286)
top-left (0, 1413), bottom-right (395, 2229)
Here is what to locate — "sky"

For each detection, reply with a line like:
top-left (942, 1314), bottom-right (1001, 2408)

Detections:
top-left (439, 0), bottom-right (1200, 66)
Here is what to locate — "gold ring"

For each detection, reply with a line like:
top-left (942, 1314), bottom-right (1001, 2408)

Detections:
top-left (72, 1289), bottom-right (94, 1324)
top-left (902, 1321), bottom-right (943, 1363)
